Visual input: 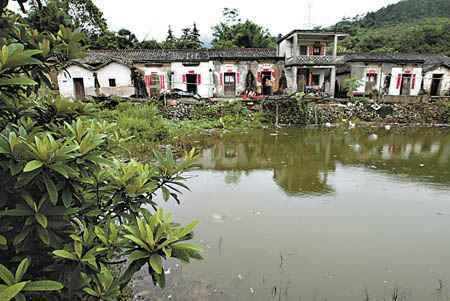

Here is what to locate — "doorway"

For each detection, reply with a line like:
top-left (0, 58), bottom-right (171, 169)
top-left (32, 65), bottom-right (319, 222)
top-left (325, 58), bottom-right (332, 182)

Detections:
top-left (224, 72), bottom-right (236, 96)
top-left (261, 71), bottom-right (272, 96)
top-left (186, 74), bottom-right (198, 94)
top-left (400, 74), bottom-right (411, 96)
top-left (73, 78), bottom-right (85, 100)
top-left (430, 74), bottom-right (443, 96)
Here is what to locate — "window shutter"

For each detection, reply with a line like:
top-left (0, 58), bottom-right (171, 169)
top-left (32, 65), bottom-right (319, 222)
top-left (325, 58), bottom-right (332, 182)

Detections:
top-left (237, 72), bottom-right (240, 84)
top-left (412, 74), bottom-right (416, 89)
top-left (197, 74), bottom-right (201, 85)
top-left (396, 74), bottom-right (402, 89)
top-left (160, 75), bottom-right (165, 89)
top-left (220, 73), bottom-right (223, 86)
top-left (144, 75), bottom-right (151, 87)
top-left (182, 74), bottom-right (187, 84)
top-left (309, 47), bottom-right (314, 56)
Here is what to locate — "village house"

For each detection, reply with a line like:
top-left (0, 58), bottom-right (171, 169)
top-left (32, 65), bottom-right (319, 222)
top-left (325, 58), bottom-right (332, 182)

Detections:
top-left (277, 29), bottom-right (348, 97)
top-left (58, 48), bottom-right (283, 99)
top-left (57, 29), bottom-right (450, 101)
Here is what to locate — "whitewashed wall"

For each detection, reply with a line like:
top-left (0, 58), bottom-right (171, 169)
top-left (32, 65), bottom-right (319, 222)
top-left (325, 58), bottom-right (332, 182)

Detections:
top-left (171, 62), bottom-right (214, 98)
top-left (423, 66), bottom-right (450, 96)
top-left (58, 65), bottom-right (95, 99)
top-left (389, 66), bottom-right (422, 96)
top-left (58, 63), bottom-right (134, 99)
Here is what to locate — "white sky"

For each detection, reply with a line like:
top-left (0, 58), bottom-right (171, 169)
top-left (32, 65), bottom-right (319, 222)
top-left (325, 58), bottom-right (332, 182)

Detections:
top-left (9, 0), bottom-right (401, 42)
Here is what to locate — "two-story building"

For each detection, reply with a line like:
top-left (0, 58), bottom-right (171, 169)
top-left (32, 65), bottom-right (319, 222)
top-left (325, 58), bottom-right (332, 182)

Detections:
top-left (277, 30), bottom-right (348, 97)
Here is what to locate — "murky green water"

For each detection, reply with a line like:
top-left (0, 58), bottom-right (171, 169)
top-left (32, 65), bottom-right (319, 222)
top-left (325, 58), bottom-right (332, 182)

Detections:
top-left (136, 127), bottom-right (450, 301)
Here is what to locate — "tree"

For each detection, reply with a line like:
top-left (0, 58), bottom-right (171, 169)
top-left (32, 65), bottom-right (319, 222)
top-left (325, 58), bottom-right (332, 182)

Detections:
top-left (212, 8), bottom-right (276, 49)
top-left (0, 2), bottom-right (201, 300)
top-left (138, 39), bottom-right (162, 49)
top-left (25, 0), bottom-right (107, 38)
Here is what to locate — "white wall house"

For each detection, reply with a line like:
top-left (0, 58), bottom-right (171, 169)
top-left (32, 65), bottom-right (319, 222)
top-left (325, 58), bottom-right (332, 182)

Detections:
top-left (57, 61), bottom-right (134, 99)
top-left (423, 65), bottom-right (450, 96)
top-left (171, 61), bottom-right (214, 98)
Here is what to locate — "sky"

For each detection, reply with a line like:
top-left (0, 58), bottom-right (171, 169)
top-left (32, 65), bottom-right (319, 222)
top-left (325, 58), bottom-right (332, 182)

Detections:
top-left (9, 0), bottom-right (401, 42)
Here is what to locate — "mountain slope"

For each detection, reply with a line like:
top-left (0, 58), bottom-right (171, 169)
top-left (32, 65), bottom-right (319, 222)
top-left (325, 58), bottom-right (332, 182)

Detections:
top-left (334, 0), bottom-right (450, 56)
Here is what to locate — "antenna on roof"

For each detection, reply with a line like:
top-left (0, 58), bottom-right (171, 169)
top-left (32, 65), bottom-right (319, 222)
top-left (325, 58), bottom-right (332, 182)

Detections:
top-left (306, 1), bottom-right (313, 29)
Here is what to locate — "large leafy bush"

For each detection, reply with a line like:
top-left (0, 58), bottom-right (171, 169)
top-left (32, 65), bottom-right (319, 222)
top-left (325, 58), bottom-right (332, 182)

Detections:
top-left (0, 3), bottom-right (201, 301)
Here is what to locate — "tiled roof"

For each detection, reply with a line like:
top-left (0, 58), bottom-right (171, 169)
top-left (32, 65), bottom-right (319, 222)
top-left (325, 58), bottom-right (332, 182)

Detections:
top-left (344, 53), bottom-right (450, 69)
top-left (80, 48), bottom-right (279, 65)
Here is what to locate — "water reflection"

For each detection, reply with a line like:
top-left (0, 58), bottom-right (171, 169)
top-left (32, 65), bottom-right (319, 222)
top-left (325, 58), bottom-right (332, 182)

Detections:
top-left (197, 128), bottom-right (450, 196)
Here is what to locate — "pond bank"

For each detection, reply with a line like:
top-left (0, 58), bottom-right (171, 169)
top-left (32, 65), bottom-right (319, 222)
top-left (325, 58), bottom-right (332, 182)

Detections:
top-left (93, 97), bottom-right (450, 158)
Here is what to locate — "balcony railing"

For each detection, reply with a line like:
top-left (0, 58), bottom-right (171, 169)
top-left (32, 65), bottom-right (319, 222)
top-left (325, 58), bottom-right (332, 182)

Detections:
top-left (286, 55), bottom-right (336, 66)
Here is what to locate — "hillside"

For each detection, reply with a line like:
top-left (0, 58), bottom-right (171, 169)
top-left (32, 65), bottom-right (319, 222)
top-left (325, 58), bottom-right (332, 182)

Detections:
top-left (334, 0), bottom-right (450, 55)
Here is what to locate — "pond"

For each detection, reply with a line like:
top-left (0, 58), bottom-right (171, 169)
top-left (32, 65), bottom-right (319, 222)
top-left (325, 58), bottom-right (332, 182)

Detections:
top-left (135, 127), bottom-right (450, 301)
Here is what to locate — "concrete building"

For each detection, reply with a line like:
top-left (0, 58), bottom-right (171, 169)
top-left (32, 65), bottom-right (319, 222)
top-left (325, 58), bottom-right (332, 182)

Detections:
top-left (422, 56), bottom-right (450, 97)
top-left (277, 30), bottom-right (348, 97)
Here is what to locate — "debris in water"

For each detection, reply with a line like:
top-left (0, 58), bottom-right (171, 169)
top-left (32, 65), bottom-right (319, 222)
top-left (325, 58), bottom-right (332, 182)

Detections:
top-left (237, 274), bottom-right (243, 280)
top-left (385, 125), bottom-right (392, 130)
top-left (167, 294), bottom-right (172, 299)
top-left (420, 164), bottom-right (425, 167)
top-left (250, 288), bottom-right (255, 294)
top-left (270, 133), bottom-right (279, 136)
top-left (368, 133), bottom-right (379, 141)
top-left (370, 165), bottom-right (377, 169)
top-left (164, 268), bottom-right (171, 275)
top-left (325, 122), bottom-right (332, 128)
top-left (272, 286), bottom-right (277, 297)
top-left (212, 213), bottom-right (226, 223)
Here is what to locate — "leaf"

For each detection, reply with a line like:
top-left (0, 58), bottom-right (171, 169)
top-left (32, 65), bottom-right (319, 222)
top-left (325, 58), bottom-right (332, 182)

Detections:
top-left (0, 235), bottom-right (6, 246)
top-left (0, 264), bottom-right (15, 285)
top-left (0, 77), bottom-right (37, 86)
top-left (178, 220), bottom-right (199, 238)
top-left (83, 287), bottom-right (98, 297)
top-left (15, 258), bottom-right (30, 282)
top-left (123, 235), bottom-right (150, 252)
top-left (37, 227), bottom-right (49, 245)
top-left (23, 280), bottom-right (64, 291)
top-left (128, 250), bottom-right (149, 264)
top-left (43, 177), bottom-right (58, 205)
top-left (0, 282), bottom-right (28, 301)
top-left (23, 160), bottom-right (43, 173)
top-left (149, 254), bottom-right (163, 274)
top-left (53, 250), bottom-right (77, 261)
top-left (35, 213), bottom-right (48, 229)
top-left (161, 186), bottom-right (170, 202)
top-left (172, 243), bottom-right (203, 253)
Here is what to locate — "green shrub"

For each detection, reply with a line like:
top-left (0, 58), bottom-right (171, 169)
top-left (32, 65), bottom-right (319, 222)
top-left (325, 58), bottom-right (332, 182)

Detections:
top-left (0, 6), bottom-right (201, 301)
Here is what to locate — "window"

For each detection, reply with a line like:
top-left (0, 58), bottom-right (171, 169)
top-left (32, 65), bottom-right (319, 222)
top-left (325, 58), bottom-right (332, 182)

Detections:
top-left (313, 46), bottom-right (321, 55)
top-left (108, 79), bottom-right (116, 87)
top-left (299, 46), bottom-right (308, 55)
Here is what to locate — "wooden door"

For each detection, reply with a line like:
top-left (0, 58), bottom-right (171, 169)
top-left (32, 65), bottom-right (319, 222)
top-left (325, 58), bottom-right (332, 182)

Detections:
top-left (400, 74), bottom-right (411, 96)
top-left (73, 78), bottom-right (85, 100)
top-left (224, 73), bottom-right (236, 96)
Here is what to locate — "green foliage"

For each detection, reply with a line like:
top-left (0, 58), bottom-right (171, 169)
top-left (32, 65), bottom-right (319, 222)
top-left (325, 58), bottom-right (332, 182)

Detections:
top-left (343, 77), bottom-right (362, 98)
top-left (340, 18), bottom-right (450, 56)
top-left (25, 0), bottom-right (107, 38)
top-left (0, 3), bottom-right (202, 300)
top-left (333, 0), bottom-right (450, 56)
top-left (212, 8), bottom-right (276, 49)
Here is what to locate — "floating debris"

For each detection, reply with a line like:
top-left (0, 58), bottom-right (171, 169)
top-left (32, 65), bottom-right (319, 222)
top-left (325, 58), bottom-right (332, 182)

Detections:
top-left (164, 268), bottom-right (171, 275)
top-left (237, 274), bottom-right (244, 280)
top-left (385, 125), bottom-right (392, 130)
top-left (370, 165), bottom-right (378, 169)
top-left (212, 213), bottom-right (226, 223)
top-left (325, 122), bottom-right (332, 128)
top-left (368, 133), bottom-right (379, 141)
top-left (420, 164), bottom-right (425, 167)
top-left (250, 288), bottom-right (255, 295)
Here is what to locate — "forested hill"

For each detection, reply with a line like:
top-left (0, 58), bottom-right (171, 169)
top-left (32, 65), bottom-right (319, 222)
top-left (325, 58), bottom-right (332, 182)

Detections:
top-left (338, 0), bottom-right (450, 29)
top-left (334, 0), bottom-right (450, 56)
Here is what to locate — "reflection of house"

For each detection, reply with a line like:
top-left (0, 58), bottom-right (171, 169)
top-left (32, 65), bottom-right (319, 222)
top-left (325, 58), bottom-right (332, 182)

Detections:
top-left (278, 30), bottom-right (348, 97)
